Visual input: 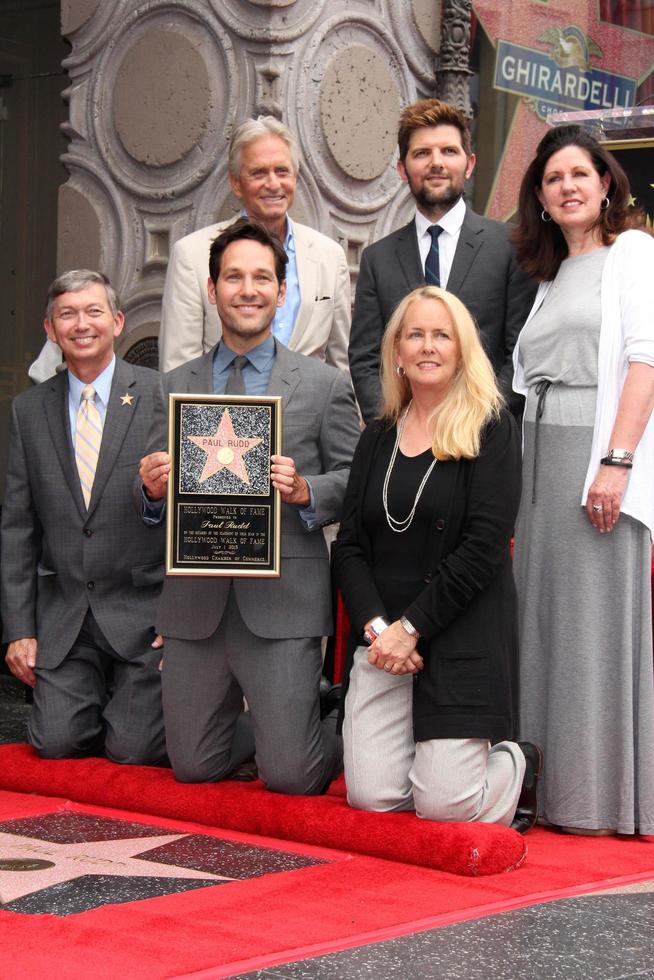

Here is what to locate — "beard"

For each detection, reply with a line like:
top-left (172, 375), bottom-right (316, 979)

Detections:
top-left (411, 174), bottom-right (465, 215)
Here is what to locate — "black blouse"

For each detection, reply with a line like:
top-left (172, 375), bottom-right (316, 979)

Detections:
top-left (362, 428), bottom-right (438, 622)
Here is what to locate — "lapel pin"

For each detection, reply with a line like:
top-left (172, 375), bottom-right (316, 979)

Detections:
top-left (120, 392), bottom-right (134, 406)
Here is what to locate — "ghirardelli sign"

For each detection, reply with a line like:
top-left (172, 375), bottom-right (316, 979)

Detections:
top-left (495, 26), bottom-right (636, 119)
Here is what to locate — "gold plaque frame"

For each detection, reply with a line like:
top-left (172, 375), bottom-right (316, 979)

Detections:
top-left (166, 393), bottom-right (282, 577)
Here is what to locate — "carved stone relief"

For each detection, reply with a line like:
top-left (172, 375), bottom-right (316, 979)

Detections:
top-left (58, 1), bottom-right (467, 364)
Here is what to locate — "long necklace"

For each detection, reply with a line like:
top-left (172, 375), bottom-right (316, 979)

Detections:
top-left (382, 401), bottom-right (438, 533)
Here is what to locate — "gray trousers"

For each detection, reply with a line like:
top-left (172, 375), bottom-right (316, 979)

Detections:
top-left (30, 610), bottom-right (166, 766)
top-left (344, 648), bottom-right (524, 825)
top-left (162, 589), bottom-right (342, 794)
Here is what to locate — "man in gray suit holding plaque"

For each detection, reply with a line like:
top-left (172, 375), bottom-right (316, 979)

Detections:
top-left (139, 218), bottom-right (360, 794)
top-left (349, 99), bottom-right (536, 423)
top-left (1, 270), bottom-right (166, 764)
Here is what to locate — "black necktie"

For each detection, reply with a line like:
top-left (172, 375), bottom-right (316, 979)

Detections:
top-left (225, 355), bottom-right (248, 395)
top-left (425, 225), bottom-right (443, 286)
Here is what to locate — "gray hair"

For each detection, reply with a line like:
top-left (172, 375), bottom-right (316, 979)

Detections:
top-left (228, 116), bottom-right (299, 177)
top-left (46, 270), bottom-right (119, 320)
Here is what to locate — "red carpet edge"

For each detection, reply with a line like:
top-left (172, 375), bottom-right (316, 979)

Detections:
top-left (0, 743), bottom-right (525, 876)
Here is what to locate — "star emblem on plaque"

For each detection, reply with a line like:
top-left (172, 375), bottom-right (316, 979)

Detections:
top-left (166, 394), bottom-right (282, 578)
top-left (187, 409), bottom-right (262, 485)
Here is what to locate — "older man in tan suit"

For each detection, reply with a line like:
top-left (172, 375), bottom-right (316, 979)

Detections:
top-left (158, 116), bottom-right (351, 373)
top-left (28, 117), bottom-right (351, 383)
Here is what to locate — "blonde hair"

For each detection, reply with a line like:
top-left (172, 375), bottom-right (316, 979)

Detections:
top-left (379, 287), bottom-right (503, 459)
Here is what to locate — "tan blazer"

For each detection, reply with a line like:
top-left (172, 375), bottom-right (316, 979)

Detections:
top-left (159, 219), bottom-right (351, 374)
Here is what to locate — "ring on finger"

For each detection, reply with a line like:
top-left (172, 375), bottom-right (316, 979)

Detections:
top-left (592, 503), bottom-right (603, 512)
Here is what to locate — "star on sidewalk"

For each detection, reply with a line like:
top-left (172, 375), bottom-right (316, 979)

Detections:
top-left (0, 831), bottom-right (230, 905)
top-left (188, 408), bottom-right (262, 484)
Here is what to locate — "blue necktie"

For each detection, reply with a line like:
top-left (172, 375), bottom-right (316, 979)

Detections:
top-left (425, 225), bottom-right (443, 286)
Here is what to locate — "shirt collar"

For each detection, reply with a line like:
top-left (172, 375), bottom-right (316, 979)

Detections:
top-left (239, 208), bottom-right (294, 253)
top-left (67, 355), bottom-right (116, 408)
top-left (283, 215), bottom-right (295, 254)
top-left (415, 195), bottom-right (467, 239)
top-left (214, 334), bottom-right (276, 374)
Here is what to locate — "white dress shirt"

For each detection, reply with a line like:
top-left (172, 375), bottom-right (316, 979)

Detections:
top-left (414, 196), bottom-right (467, 288)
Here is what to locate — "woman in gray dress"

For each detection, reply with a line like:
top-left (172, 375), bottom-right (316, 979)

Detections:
top-left (512, 125), bottom-right (654, 836)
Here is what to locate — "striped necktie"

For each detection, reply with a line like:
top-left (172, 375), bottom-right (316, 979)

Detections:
top-left (425, 225), bottom-right (443, 286)
top-left (75, 384), bottom-right (103, 508)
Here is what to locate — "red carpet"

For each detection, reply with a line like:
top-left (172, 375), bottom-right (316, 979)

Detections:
top-left (1, 786), bottom-right (653, 980)
top-left (0, 744), bottom-right (525, 877)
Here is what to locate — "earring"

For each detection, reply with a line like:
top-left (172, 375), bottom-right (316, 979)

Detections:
top-left (541, 209), bottom-right (552, 222)
top-left (600, 197), bottom-right (610, 211)
top-left (395, 364), bottom-right (405, 377)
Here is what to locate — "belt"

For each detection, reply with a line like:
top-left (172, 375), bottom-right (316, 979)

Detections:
top-left (532, 379), bottom-right (552, 505)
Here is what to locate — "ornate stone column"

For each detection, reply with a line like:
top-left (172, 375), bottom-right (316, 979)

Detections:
top-left (436, 0), bottom-right (473, 117)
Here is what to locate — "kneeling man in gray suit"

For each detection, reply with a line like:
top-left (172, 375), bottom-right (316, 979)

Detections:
top-left (1, 270), bottom-right (167, 764)
top-left (139, 219), bottom-right (360, 793)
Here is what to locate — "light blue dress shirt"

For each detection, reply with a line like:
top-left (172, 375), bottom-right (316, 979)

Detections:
top-left (212, 335), bottom-right (276, 395)
top-left (272, 218), bottom-right (300, 345)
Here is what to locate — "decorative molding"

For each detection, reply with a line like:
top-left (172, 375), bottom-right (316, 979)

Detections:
top-left (294, 13), bottom-right (414, 214)
top-left (56, 0), bottom-right (447, 345)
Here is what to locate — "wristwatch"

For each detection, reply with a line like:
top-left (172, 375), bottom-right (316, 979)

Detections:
top-left (400, 616), bottom-right (420, 639)
top-left (363, 616), bottom-right (389, 646)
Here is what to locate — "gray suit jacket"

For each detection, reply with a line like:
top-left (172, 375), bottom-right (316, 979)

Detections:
top-left (148, 342), bottom-right (361, 641)
top-left (349, 207), bottom-right (537, 422)
top-left (1, 360), bottom-right (166, 669)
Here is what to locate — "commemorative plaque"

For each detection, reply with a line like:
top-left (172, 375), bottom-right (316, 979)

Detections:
top-left (166, 394), bottom-right (282, 576)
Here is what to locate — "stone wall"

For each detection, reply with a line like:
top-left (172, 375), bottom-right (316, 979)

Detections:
top-left (59, 0), bottom-right (441, 363)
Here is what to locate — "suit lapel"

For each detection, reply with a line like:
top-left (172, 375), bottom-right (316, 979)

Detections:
top-left (394, 221), bottom-right (424, 291)
top-left (86, 360), bottom-right (138, 518)
top-left (188, 350), bottom-right (215, 394)
top-left (44, 371), bottom-right (87, 518)
top-left (289, 225), bottom-right (317, 344)
top-left (446, 207), bottom-right (484, 294)
top-left (266, 342), bottom-right (301, 405)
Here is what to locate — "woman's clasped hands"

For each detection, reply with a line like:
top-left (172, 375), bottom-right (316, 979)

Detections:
top-left (366, 620), bottom-right (424, 675)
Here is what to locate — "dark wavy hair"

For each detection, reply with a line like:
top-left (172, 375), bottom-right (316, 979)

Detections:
top-left (209, 217), bottom-right (288, 285)
top-left (512, 125), bottom-right (644, 281)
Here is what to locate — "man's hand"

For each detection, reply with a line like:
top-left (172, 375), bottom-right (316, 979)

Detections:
top-left (270, 454), bottom-right (310, 506)
top-left (151, 633), bottom-right (164, 671)
top-left (139, 452), bottom-right (171, 500)
top-left (6, 637), bottom-right (38, 688)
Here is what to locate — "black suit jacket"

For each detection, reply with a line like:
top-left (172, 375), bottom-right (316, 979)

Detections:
top-left (348, 207), bottom-right (537, 422)
top-left (332, 412), bottom-right (522, 742)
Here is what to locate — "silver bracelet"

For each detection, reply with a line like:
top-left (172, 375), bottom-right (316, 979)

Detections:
top-left (400, 615), bottom-right (420, 639)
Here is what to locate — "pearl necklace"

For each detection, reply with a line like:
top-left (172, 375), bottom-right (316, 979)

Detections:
top-left (382, 401), bottom-right (438, 533)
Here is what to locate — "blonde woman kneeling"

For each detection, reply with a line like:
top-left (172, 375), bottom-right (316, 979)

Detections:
top-left (333, 286), bottom-right (539, 831)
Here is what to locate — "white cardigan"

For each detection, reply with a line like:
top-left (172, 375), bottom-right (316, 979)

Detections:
top-left (513, 230), bottom-right (654, 537)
